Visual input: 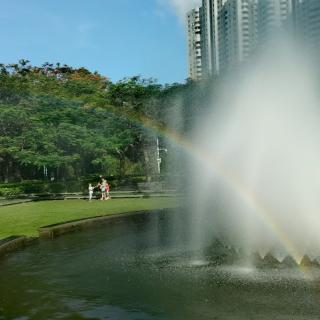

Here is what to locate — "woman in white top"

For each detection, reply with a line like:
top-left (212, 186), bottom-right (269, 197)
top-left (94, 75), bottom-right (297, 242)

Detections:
top-left (100, 179), bottom-right (107, 200)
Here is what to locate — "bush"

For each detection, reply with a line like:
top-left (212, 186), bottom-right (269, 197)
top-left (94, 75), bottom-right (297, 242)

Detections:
top-left (0, 186), bottom-right (23, 199)
top-left (63, 180), bottom-right (83, 193)
top-left (48, 182), bottom-right (67, 194)
top-left (0, 175), bottom-right (151, 197)
top-left (22, 182), bottom-right (46, 193)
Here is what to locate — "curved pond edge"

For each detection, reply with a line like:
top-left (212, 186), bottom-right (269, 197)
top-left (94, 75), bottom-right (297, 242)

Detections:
top-left (0, 236), bottom-right (38, 258)
top-left (0, 207), bottom-right (176, 259)
top-left (38, 208), bottom-right (172, 238)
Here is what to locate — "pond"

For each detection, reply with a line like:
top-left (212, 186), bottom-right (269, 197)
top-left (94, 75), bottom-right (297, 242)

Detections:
top-left (1, 209), bottom-right (320, 320)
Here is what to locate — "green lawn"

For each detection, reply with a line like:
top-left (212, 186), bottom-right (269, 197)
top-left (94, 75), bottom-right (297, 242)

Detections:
top-left (0, 198), bottom-right (179, 239)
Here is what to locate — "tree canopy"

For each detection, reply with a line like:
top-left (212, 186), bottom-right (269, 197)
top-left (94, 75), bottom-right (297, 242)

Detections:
top-left (0, 60), bottom-right (210, 184)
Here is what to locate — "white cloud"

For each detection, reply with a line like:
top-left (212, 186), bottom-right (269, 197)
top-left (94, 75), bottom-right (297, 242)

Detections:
top-left (158, 0), bottom-right (201, 23)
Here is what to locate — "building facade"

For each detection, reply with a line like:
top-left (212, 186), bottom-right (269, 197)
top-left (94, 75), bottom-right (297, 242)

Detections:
top-left (201, 0), bottom-right (221, 76)
top-left (292, 0), bottom-right (320, 53)
top-left (257, 0), bottom-right (293, 44)
top-left (187, 0), bottom-right (320, 79)
top-left (187, 7), bottom-right (203, 80)
top-left (188, 0), bottom-right (260, 77)
top-left (217, 0), bottom-right (258, 72)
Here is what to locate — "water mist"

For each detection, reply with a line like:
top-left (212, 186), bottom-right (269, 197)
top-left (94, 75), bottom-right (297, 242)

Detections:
top-left (190, 38), bottom-right (320, 263)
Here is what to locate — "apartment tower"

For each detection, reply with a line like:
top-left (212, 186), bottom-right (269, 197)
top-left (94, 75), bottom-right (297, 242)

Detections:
top-left (187, 7), bottom-right (203, 80)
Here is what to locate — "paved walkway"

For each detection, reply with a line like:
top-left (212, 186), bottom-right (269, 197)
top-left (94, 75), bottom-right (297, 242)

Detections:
top-left (0, 191), bottom-right (179, 207)
top-left (0, 199), bottom-right (33, 207)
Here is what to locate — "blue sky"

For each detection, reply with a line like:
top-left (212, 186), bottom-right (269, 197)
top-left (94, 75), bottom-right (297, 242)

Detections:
top-left (0, 0), bottom-right (192, 84)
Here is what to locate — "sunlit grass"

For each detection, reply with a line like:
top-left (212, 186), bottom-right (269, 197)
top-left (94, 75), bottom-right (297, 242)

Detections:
top-left (0, 198), bottom-right (179, 239)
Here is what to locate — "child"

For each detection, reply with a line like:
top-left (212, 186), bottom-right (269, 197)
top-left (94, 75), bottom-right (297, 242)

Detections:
top-left (106, 181), bottom-right (111, 200)
top-left (88, 183), bottom-right (94, 201)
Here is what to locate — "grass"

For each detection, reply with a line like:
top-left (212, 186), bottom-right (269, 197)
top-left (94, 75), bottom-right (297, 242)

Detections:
top-left (0, 197), bottom-right (179, 239)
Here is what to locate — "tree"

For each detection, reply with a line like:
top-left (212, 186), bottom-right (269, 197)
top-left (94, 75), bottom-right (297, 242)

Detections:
top-left (0, 61), bottom-right (206, 184)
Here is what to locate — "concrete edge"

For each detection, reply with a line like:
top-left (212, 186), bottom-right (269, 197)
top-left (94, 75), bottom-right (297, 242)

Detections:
top-left (0, 236), bottom-right (38, 258)
top-left (0, 207), bottom-right (178, 259)
top-left (0, 199), bottom-right (33, 207)
top-left (38, 208), bottom-right (172, 239)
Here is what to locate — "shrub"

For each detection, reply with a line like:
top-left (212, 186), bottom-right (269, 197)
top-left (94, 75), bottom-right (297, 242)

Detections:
top-left (0, 187), bottom-right (23, 199)
top-left (48, 182), bottom-right (67, 194)
top-left (22, 182), bottom-right (46, 193)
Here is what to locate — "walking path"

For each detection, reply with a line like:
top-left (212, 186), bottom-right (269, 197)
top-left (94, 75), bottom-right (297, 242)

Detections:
top-left (0, 199), bottom-right (33, 207)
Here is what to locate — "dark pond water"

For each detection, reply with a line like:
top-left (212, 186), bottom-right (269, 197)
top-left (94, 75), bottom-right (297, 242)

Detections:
top-left (1, 209), bottom-right (320, 320)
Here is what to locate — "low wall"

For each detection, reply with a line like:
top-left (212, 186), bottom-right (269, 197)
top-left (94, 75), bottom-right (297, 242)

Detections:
top-left (0, 208), bottom-right (172, 258)
top-left (38, 210), bottom-right (164, 239)
top-left (0, 236), bottom-right (38, 257)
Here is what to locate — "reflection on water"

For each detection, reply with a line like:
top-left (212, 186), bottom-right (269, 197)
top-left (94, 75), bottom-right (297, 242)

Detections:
top-left (1, 209), bottom-right (320, 320)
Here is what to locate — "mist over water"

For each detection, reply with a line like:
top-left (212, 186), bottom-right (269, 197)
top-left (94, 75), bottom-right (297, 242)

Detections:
top-left (191, 38), bottom-right (320, 262)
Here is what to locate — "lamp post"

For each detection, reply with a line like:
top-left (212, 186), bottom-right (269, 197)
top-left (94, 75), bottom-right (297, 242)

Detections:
top-left (43, 165), bottom-right (48, 180)
top-left (156, 138), bottom-right (167, 175)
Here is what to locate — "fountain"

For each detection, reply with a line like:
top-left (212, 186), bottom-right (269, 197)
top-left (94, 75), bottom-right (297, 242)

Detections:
top-left (189, 37), bottom-right (320, 267)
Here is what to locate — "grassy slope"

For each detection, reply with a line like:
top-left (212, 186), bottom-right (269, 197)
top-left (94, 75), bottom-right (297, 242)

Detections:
top-left (0, 198), bottom-right (179, 239)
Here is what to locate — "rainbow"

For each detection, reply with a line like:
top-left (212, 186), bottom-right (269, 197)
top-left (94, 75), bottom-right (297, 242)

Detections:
top-left (104, 105), bottom-right (314, 279)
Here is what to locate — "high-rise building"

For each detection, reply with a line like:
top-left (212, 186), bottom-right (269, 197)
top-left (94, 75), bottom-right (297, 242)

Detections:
top-left (188, 0), bottom-right (320, 79)
top-left (257, 0), bottom-right (293, 44)
top-left (218, 0), bottom-right (258, 72)
top-left (201, 0), bottom-right (221, 76)
top-left (292, 0), bottom-right (320, 53)
top-left (188, 0), bottom-right (258, 77)
top-left (187, 7), bottom-right (203, 80)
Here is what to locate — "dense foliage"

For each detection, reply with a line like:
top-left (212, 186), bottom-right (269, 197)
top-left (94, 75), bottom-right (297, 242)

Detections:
top-left (0, 60), bottom-right (210, 187)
